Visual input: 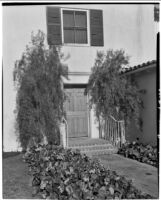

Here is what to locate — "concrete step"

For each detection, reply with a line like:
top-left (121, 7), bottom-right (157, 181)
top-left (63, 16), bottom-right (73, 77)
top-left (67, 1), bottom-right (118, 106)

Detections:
top-left (68, 138), bottom-right (118, 156)
top-left (68, 138), bottom-right (110, 147)
top-left (69, 143), bottom-right (115, 151)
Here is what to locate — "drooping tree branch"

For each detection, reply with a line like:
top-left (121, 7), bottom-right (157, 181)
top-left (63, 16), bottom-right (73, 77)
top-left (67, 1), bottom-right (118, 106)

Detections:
top-left (86, 49), bottom-right (143, 131)
top-left (13, 30), bottom-right (68, 150)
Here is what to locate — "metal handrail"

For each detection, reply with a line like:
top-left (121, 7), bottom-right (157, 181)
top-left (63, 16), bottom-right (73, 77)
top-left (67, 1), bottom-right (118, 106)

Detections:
top-left (109, 115), bottom-right (124, 123)
top-left (62, 117), bottom-right (68, 148)
top-left (104, 115), bottom-right (126, 147)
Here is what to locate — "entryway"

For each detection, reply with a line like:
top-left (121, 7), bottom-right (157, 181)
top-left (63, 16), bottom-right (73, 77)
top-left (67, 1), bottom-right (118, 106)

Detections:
top-left (64, 85), bottom-right (88, 138)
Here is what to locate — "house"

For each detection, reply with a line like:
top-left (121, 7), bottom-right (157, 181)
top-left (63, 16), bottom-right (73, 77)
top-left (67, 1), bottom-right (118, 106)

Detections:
top-left (3, 3), bottom-right (158, 151)
top-left (122, 60), bottom-right (157, 146)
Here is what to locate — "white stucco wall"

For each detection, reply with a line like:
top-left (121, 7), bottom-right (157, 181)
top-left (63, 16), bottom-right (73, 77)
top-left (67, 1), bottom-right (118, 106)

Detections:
top-left (3, 4), bottom-right (158, 151)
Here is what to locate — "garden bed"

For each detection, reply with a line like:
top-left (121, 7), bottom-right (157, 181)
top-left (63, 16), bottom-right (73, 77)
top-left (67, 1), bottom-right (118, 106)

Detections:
top-left (24, 143), bottom-right (154, 199)
top-left (118, 141), bottom-right (158, 168)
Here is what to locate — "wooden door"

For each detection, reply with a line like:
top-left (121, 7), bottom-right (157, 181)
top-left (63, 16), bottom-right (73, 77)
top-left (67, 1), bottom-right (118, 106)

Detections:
top-left (65, 88), bottom-right (88, 138)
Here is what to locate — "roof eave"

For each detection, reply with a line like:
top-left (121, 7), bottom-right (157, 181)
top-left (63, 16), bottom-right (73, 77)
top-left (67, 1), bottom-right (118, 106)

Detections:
top-left (121, 63), bottom-right (156, 75)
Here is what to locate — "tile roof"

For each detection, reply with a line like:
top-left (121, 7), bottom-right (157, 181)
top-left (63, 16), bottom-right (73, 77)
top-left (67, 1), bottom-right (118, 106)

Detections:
top-left (121, 60), bottom-right (156, 74)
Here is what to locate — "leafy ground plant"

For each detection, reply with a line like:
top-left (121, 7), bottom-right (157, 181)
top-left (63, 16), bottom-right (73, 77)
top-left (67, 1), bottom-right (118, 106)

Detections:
top-left (24, 144), bottom-right (154, 199)
top-left (118, 141), bottom-right (158, 168)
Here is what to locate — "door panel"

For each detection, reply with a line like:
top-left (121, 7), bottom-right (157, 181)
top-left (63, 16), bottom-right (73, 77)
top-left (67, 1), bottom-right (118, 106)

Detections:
top-left (65, 88), bottom-right (88, 137)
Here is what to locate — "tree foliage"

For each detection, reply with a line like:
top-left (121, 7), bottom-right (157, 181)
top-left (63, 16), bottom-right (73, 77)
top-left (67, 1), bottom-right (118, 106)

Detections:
top-left (86, 49), bottom-right (143, 130)
top-left (13, 30), bottom-right (68, 150)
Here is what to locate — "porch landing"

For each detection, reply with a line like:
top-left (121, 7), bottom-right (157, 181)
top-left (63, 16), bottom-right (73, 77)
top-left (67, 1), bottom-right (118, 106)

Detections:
top-left (68, 138), bottom-right (117, 156)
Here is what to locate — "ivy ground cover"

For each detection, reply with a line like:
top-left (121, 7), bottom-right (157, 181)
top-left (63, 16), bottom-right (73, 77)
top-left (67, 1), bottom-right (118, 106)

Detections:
top-left (118, 141), bottom-right (158, 168)
top-left (24, 144), bottom-right (154, 199)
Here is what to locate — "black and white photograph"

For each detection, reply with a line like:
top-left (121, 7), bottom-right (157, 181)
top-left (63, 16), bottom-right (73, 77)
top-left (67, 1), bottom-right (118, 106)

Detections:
top-left (2, 1), bottom-right (159, 199)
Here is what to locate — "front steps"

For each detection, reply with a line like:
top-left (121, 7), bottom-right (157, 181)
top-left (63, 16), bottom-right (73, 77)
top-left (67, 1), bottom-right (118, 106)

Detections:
top-left (68, 138), bottom-right (118, 156)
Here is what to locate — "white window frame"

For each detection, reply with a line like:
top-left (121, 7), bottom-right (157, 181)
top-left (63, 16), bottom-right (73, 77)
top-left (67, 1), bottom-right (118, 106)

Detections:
top-left (61, 8), bottom-right (90, 46)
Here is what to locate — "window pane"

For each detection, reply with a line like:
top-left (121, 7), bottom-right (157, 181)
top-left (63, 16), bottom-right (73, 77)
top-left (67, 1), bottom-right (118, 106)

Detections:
top-left (63, 10), bottom-right (74, 27)
top-left (75, 11), bottom-right (87, 27)
top-left (75, 29), bottom-right (87, 44)
top-left (64, 29), bottom-right (75, 43)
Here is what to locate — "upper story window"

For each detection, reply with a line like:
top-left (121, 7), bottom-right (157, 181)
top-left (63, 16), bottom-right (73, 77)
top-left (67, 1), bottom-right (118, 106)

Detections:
top-left (62, 10), bottom-right (88, 44)
top-left (46, 7), bottom-right (104, 46)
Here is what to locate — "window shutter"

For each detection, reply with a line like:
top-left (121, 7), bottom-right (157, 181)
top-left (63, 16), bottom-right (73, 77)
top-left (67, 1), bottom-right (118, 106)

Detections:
top-left (46, 7), bottom-right (62, 45)
top-left (154, 4), bottom-right (159, 22)
top-left (90, 9), bottom-right (104, 46)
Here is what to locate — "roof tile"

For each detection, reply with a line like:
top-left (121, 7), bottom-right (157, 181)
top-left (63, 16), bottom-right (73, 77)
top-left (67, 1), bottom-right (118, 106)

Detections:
top-left (121, 60), bottom-right (156, 74)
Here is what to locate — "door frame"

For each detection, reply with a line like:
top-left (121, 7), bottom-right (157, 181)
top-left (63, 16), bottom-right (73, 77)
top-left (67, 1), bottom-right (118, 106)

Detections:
top-left (64, 83), bottom-right (91, 138)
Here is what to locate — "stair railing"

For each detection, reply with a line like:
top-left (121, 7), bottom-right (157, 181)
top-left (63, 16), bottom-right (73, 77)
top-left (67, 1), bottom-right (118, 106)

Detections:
top-left (60, 117), bottom-right (68, 148)
top-left (64, 118), bottom-right (68, 148)
top-left (104, 115), bottom-right (126, 148)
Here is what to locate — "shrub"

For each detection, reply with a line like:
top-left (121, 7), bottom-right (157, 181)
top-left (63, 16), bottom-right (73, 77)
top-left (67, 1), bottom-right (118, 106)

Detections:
top-left (118, 141), bottom-right (158, 167)
top-left (13, 30), bottom-right (68, 150)
top-left (86, 50), bottom-right (143, 131)
top-left (24, 144), bottom-right (154, 199)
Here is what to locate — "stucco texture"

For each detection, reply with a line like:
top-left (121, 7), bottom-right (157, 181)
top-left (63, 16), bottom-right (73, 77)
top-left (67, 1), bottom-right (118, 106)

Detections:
top-left (126, 67), bottom-right (157, 146)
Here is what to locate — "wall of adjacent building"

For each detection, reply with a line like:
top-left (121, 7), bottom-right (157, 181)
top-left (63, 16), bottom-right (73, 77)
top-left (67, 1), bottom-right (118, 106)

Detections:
top-left (3, 4), bottom-right (157, 151)
top-left (126, 66), bottom-right (157, 146)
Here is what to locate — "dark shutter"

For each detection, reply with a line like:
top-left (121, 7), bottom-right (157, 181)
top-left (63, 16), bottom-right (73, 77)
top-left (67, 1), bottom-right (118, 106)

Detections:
top-left (46, 7), bottom-right (62, 45)
top-left (154, 4), bottom-right (159, 22)
top-left (90, 9), bottom-right (104, 46)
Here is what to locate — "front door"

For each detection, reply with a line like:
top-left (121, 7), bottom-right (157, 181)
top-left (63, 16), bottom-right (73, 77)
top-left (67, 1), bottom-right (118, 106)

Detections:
top-left (65, 88), bottom-right (88, 138)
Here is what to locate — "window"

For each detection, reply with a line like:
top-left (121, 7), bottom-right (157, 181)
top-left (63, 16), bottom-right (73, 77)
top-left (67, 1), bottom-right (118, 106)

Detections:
top-left (46, 7), bottom-right (104, 46)
top-left (62, 10), bottom-right (88, 44)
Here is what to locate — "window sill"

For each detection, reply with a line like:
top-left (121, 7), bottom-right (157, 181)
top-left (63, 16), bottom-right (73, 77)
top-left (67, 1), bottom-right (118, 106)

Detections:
top-left (62, 43), bottom-right (90, 47)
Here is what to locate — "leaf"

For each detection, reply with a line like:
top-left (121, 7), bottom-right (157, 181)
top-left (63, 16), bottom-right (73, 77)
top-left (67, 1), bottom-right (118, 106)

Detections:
top-left (69, 166), bottom-right (74, 174)
top-left (104, 177), bottom-right (110, 185)
top-left (64, 178), bottom-right (70, 185)
top-left (109, 186), bottom-right (114, 195)
top-left (82, 175), bottom-right (89, 183)
top-left (89, 169), bottom-right (96, 174)
top-left (58, 184), bottom-right (64, 194)
top-left (66, 185), bottom-right (73, 195)
top-left (98, 186), bottom-right (107, 198)
top-left (91, 173), bottom-right (97, 181)
top-left (62, 162), bottom-right (68, 170)
top-left (132, 150), bottom-right (140, 158)
top-left (32, 176), bottom-right (41, 186)
top-left (40, 180), bottom-right (47, 189)
top-left (115, 176), bottom-right (120, 181)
